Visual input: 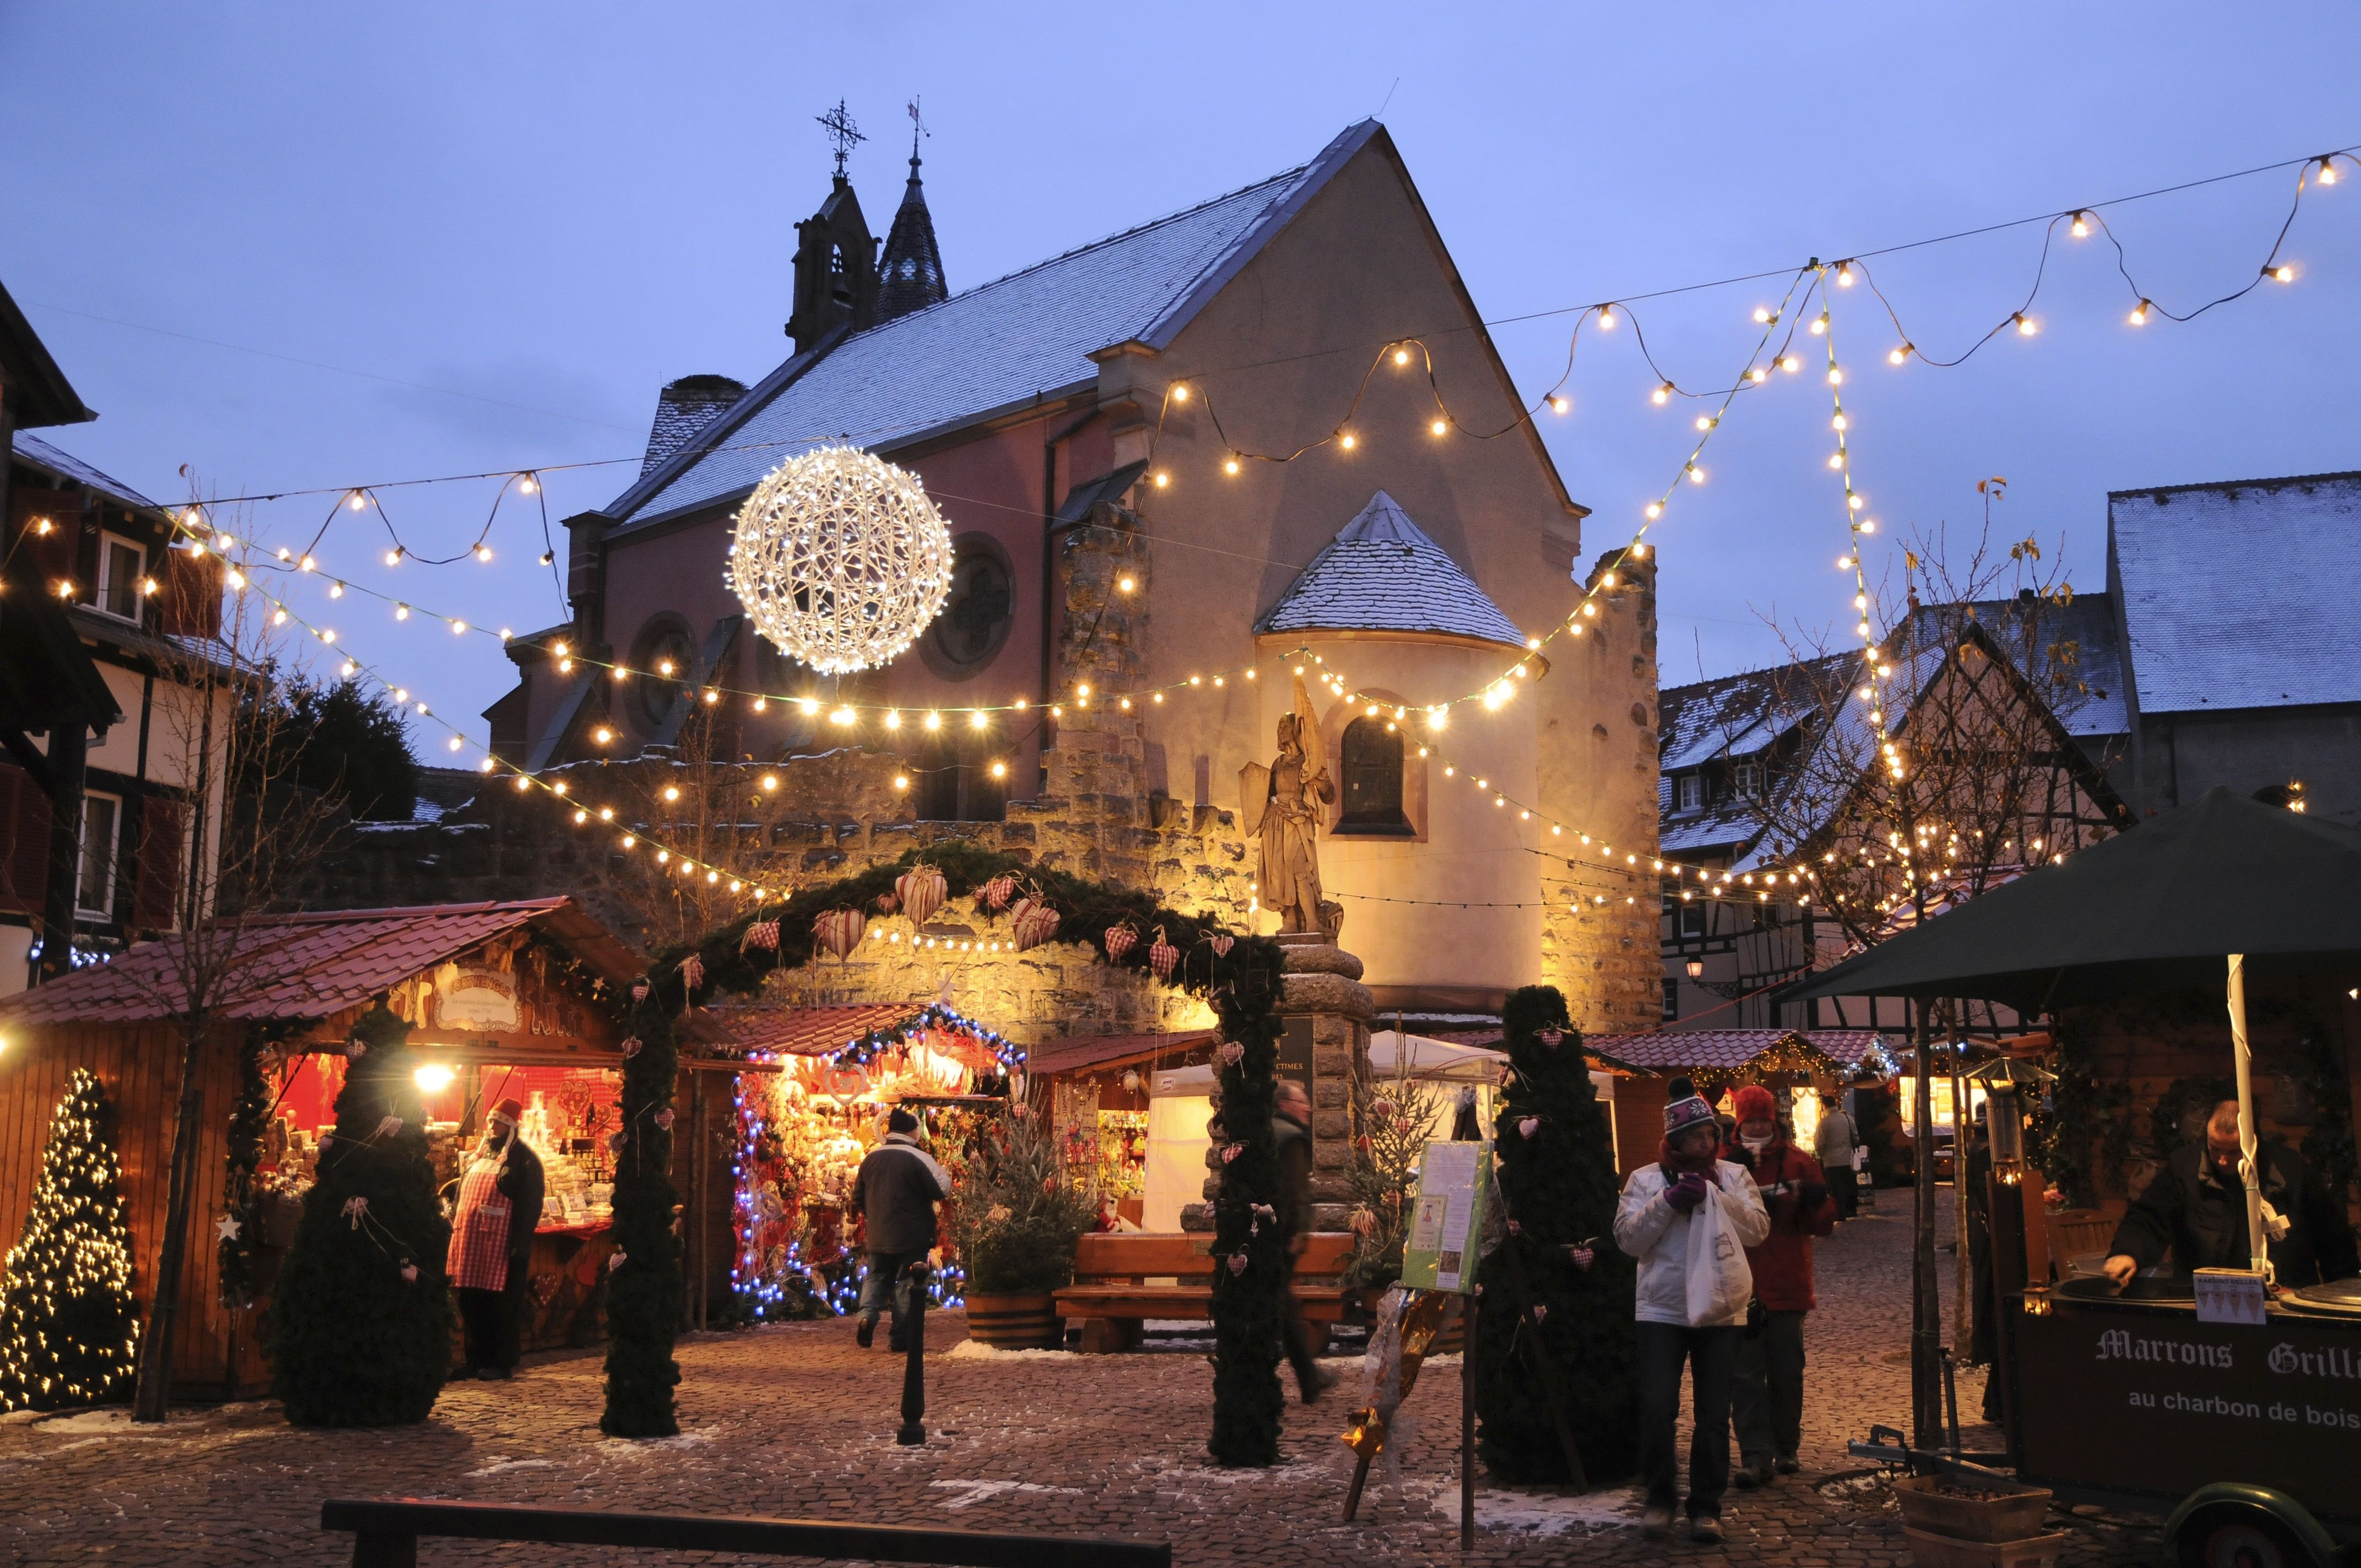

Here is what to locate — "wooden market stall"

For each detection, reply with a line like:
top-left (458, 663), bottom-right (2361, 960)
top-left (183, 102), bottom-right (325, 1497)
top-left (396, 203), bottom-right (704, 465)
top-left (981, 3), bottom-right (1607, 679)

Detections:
top-left (0, 897), bottom-right (738, 1401)
top-left (1026, 1030), bottom-right (1221, 1229)
top-left (708, 1001), bottom-right (1024, 1317)
top-left (1580, 1028), bottom-right (1892, 1178)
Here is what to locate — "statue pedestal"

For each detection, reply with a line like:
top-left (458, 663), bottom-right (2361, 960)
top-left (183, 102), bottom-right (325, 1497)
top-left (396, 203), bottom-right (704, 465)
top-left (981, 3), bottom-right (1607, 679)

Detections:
top-left (1183, 944), bottom-right (1375, 1233)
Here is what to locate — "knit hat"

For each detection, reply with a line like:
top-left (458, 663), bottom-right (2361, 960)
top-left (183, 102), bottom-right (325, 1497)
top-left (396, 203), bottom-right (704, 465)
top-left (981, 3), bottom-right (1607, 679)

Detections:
top-left (1731, 1085), bottom-right (1777, 1126)
top-left (489, 1097), bottom-right (524, 1127)
top-left (1663, 1076), bottom-right (1717, 1137)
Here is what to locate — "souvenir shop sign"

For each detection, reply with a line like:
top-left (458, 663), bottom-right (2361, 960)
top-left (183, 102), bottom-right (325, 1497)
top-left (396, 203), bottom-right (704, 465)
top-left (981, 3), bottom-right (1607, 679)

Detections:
top-left (433, 968), bottom-right (521, 1032)
top-left (1401, 1140), bottom-right (1489, 1294)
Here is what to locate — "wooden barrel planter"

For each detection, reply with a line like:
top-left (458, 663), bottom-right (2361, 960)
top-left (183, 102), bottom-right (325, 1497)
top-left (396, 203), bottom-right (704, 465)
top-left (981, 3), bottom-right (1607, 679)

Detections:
top-left (963, 1291), bottom-right (1064, 1349)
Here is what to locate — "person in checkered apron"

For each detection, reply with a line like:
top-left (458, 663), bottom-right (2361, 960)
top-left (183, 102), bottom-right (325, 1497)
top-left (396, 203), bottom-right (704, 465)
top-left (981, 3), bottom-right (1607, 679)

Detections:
top-left (447, 1097), bottom-right (545, 1380)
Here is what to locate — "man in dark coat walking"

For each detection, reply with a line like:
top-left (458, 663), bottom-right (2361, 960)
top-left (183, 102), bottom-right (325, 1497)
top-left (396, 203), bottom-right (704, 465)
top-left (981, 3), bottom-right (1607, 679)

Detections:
top-left (1273, 1080), bottom-right (1334, 1403)
top-left (850, 1107), bottom-right (951, 1352)
top-left (2104, 1099), bottom-right (2358, 1287)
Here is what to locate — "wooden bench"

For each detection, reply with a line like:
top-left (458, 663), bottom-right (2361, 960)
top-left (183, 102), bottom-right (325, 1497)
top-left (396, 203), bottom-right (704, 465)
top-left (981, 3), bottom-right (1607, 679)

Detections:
top-left (1053, 1232), bottom-right (1355, 1353)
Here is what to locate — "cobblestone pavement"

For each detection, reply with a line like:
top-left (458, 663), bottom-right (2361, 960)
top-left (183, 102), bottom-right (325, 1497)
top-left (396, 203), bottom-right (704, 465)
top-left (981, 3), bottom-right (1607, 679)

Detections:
top-left (1, 1196), bottom-right (2163, 1566)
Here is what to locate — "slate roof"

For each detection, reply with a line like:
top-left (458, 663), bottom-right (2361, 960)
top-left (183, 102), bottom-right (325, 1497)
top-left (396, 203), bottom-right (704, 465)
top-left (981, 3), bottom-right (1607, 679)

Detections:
top-left (1026, 1030), bottom-right (1220, 1077)
top-left (639, 376), bottom-right (747, 477)
top-left (1254, 490), bottom-right (1525, 647)
top-left (1895, 592), bottom-right (2128, 741)
top-left (609, 123), bottom-right (1383, 531)
top-left (12, 431), bottom-right (161, 512)
top-left (0, 899), bottom-right (638, 1026)
top-left (2112, 470), bottom-right (2361, 715)
top-left (1580, 1028), bottom-right (1886, 1072)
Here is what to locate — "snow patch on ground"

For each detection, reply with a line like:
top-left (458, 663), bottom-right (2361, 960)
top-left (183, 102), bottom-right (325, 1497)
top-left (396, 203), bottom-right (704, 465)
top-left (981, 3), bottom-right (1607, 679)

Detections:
top-left (1467, 1485), bottom-right (1647, 1535)
top-left (945, 1340), bottom-right (1078, 1361)
top-left (929, 1478), bottom-right (1087, 1509)
top-left (465, 1457), bottom-right (561, 1478)
top-left (596, 1425), bottom-right (721, 1455)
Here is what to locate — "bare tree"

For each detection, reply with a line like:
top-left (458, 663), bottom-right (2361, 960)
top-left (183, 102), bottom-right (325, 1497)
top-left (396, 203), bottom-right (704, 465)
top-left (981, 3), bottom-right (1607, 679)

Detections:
top-left (1717, 491), bottom-right (2125, 1447)
top-left (126, 522), bottom-right (345, 1421)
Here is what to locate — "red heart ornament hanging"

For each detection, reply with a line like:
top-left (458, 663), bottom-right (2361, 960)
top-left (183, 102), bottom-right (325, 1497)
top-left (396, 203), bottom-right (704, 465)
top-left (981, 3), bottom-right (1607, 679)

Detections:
top-left (1013, 901), bottom-right (1061, 951)
top-left (980, 873), bottom-right (1018, 912)
top-left (896, 864), bottom-right (947, 928)
top-left (1146, 926), bottom-right (1179, 981)
top-left (813, 907), bottom-right (864, 961)
top-left (1103, 923), bottom-right (1138, 961)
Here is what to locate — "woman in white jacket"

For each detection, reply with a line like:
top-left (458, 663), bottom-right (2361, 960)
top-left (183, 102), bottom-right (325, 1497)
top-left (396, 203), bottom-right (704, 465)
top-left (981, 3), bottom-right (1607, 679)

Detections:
top-left (1614, 1076), bottom-right (1770, 1543)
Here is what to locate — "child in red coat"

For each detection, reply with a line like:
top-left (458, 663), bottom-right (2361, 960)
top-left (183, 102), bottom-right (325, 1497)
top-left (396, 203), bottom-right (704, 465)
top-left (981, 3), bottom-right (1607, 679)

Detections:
top-left (1723, 1084), bottom-right (1836, 1484)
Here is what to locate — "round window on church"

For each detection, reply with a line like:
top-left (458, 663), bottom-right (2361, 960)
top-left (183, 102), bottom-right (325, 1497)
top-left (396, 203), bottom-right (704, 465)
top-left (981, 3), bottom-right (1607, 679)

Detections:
top-left (921, 533), bottom-right (1014, 679)
top-left (628, 617), bottom-right (697, 731)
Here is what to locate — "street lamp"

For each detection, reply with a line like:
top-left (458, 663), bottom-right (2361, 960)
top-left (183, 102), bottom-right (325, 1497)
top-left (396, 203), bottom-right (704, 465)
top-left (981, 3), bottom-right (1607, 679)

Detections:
top-left (1685, 959), bottom-right (1705, 980)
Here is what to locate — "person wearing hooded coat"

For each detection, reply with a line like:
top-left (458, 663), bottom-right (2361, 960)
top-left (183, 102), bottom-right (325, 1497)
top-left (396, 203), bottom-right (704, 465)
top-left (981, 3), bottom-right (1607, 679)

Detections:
top-left (1722, 1084), bottom-right (1835, 1485)
top-left (1615, 1076), bottom-right (1771, 1543)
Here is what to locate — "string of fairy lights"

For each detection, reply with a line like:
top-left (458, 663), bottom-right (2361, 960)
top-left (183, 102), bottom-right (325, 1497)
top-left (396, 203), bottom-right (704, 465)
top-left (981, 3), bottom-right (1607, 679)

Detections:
top-left (59, 143), bottom-right (2352, 925)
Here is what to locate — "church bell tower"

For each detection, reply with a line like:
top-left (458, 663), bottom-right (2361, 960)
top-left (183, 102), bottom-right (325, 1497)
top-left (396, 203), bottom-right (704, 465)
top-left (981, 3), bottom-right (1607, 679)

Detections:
top-left (786, 100), bottom-right (882, 353)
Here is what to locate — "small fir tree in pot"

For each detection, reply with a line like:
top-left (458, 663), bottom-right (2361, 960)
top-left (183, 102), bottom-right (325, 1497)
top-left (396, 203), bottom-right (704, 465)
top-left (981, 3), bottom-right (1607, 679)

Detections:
top-left (953, 1106), bottom-right (1095, 1346)
top-left (0, 1069), bottom-right (140, 1412)
top-left (1473, 985), bottom-right (1638, 1483)
top-left (270, 1004), bottom-right (454, 1427)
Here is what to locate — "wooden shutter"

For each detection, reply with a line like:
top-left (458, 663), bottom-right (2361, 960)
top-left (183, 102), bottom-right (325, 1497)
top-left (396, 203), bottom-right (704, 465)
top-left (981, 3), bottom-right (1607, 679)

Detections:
top-left (132, 795), bottom-right (187, 932)
top-left (0, 765), bottom-right (54, 914)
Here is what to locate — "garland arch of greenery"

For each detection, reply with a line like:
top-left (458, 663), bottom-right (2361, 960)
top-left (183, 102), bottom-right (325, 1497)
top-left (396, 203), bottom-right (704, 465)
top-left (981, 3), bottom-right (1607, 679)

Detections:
top-left (602, 839), bottom-right (1292, 1461)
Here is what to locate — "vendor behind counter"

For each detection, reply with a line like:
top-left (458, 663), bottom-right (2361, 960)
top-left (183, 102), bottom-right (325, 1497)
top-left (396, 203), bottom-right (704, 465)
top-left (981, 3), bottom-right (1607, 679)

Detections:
top-left (2103, 1098), bottom-right (2360, 1288)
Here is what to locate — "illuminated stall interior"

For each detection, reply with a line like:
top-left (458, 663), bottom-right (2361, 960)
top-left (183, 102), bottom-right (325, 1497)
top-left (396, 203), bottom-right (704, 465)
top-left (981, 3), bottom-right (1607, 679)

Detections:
top-left (713, 1002), bottom-right (1024, 1319)
top-left (1025, 1031), bottom-right (1222, 1231)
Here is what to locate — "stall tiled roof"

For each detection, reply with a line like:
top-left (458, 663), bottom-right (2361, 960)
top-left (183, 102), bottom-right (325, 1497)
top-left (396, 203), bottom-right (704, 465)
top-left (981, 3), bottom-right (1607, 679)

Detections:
top-left (1254, 491), bottom-right (1525, 647)
top-left (1580, 1028), bottom-right (1883, 1072)
top-left (711, 1004), bottom-right (929, 1057)
top-left (0, 899), bottom-right (636, 1027)
top-left (2111, 471), bottom-right (2361, 715)
top-left (611, 125), bottom-right (1381, 531)
top-left (1027, 1030), bottom-right (1220, 1077)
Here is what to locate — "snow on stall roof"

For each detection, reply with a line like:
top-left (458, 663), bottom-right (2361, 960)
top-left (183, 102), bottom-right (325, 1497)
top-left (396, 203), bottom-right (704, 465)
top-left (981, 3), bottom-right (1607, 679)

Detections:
top-left (2112, 471), bottom-right (2361, 714)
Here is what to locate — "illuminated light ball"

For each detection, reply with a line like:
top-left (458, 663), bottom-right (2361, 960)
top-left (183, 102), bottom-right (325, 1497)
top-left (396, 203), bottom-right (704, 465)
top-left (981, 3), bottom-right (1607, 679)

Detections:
top-left (727, 444), bottom-right (953, 675)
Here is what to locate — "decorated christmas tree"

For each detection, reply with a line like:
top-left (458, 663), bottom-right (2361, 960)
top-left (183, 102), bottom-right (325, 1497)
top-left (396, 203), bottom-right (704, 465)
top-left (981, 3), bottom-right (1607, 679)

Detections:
top-left (1473, 984), bottom-right (1638, 1484)
top-left (270, 1003), bottom-right (454, 1427)
top-left (0, 1069), bottom-right (140, 1413)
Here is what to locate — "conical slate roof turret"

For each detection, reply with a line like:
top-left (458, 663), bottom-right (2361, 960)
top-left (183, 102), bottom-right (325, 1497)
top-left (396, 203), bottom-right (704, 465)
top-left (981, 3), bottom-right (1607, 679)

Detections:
top-left (1255, 491), bottom-right (1525, 647)
top-left (877, 134), bottom-right (948, 322)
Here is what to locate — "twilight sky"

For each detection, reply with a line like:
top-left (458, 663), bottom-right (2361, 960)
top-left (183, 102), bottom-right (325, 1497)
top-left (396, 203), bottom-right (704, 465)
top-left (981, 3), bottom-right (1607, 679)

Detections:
top-left (4, 4), bottom-right (2356, 752)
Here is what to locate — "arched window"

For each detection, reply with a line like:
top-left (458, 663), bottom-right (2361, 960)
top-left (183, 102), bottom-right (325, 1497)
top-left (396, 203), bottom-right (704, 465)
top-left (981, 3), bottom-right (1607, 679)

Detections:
top-left (1336, 717), bottom-right (1412, 835)
top-left (628, 617), bottom-right (696, 731)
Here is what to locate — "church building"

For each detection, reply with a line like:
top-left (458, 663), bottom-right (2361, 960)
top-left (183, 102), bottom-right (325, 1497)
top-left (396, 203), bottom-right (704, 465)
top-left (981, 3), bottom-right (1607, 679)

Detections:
top-left (487, 119), bottom-right (1662, 1028)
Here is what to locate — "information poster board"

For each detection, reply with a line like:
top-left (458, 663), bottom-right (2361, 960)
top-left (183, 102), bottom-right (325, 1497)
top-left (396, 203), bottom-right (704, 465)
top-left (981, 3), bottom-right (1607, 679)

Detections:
top-left (1401, 1140), bottom-right (1490, 1293)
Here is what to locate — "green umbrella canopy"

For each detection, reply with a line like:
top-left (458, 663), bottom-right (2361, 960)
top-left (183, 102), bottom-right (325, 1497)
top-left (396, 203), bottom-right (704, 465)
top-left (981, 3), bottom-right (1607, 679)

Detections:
top-left (1787, 787), bottom-right (2361, 1012)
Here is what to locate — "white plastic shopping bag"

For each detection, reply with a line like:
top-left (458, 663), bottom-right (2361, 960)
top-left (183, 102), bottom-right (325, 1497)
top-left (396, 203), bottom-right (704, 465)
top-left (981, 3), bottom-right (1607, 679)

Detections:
top-left (1683, 1182), bottom-right (1755, 1326)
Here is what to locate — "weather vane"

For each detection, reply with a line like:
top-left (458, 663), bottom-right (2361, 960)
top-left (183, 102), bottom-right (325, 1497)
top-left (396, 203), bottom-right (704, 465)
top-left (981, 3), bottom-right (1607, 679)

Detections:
top-left (907, 96), bottom-right (928, 159)
top-left (816, 99), bottom-right (864, 178)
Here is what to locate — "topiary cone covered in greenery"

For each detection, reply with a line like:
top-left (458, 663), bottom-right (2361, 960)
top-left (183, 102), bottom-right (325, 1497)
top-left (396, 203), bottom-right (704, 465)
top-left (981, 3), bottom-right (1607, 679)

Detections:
top-left (1206, 982), bottom-right (1289, 1466)
top-left (0, 1068), bottom-right (140, 1412)
top-left (601, 986), bottom-right (683, 1438)
top-left (270, 1004), bottom-right (454, 1426)
top-left (1473, 984), bottom-right (1638, 1483)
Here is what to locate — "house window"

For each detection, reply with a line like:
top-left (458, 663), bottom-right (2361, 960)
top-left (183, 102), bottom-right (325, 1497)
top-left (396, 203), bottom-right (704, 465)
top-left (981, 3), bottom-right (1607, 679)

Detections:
top-left (1734, 760), bottom-right (1762, 798)
top-left (78, 791), bottom-right (121, 918)
top-left (1679, 903), bottom-right (1706, 939)
top-left (1662, 977), bottom-right (1679, 1020)
top-left (1677, 774), bottom-right (1703, 813)
top-left (94, 533), bottom-right (147, 622)
top-left (911, 733), bottom-right (1007, 824)
top-left (1336, 717), bottom-right (1412, 835)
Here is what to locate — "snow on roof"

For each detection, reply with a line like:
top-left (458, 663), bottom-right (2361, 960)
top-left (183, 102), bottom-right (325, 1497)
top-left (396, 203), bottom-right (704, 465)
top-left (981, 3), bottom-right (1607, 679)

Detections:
top-left (1581, 1028), bottom-right (1887, 1072)
top-left (2112, 471), bottom-right (2361, 715)
top-left (614, 127), bottom-right (1379, 531)
top-left (1254, 490), bottom-right (1525, 646)
top-left (12, 431), bottom-right (161, 512)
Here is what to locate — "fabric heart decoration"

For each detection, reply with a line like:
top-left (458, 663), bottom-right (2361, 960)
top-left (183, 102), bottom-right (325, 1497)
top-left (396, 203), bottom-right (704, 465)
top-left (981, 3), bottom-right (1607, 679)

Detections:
top-left (1228, 1253), bottom-right (1247, 1276)
top-left (980, 873), bottom-right (1018, 912)
top-left (1221, 1143), bottom-right (1244, 1164)
top-left (740, 918), bottom-right (781, 954)
top-left (678, 953), bottom-right (705, 992)
top-left (1518, 1117), bottom-right (1540, 1140)
top-left (1508, 1219), bottom-right (1523, 1235)
top-left (874, 892), bottom-right (899, 915)
top-left (813, 907), bottom-right (864, 961)
top-left (631, 981), bottom-right (650, 1003)
top-left (375, 1116), bottom-right (403, 1140)
top-left (1208, 932), bottom-right (1235, 958)
top-left (1146, 926), bottom-right (1179, 981)
top-left (400, 1262), bottom-right (419, 1283)
top-left (1217, 1041), bottom-right (1244, 1066)
top-left (896, 864), bottom-right (948, 928)
top-left (1371, 1098), bottom-right (1396, 1120)
top-left (620, 1036), bottom-right (642, 1059)
top-left (1532, 1303), bottom-right (1548, 1323)
top-left (653, 1108), bottom-right (676, 1131)
top-left (1103, 924), bottom-right (1138, 962)
top-left (341, 1196), bottom-right (369, 1227)
top-left (1010, 902), bottom-right (1057, 951)
top-left (608, 1250), bottom-right (627, 1272)
top-left (608, 1131), bottom-right (628, 1152)
top-left (346, 1041), bottom-right (368, 1059)
top-left (1538, 1026), bottom-right (1565, 1049)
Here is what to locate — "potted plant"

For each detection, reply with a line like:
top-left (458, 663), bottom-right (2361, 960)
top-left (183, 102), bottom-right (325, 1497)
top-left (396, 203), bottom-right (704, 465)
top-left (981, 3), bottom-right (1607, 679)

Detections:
top-left (953, 1104), bottom-right (1096, 1348)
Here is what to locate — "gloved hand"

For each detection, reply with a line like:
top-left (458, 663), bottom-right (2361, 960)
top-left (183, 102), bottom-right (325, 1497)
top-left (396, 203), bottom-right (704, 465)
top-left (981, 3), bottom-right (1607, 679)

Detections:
top-left (1667, 1173), bottom-right (1710, 1214)
top-left (1798, 1180), bottom-right (1829, 1215)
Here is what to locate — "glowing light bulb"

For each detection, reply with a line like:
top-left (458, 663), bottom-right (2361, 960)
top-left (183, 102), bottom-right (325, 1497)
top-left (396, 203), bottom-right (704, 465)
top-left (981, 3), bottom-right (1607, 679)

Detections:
top-left (2129, 300), bottom-right (2151, 325)
top-left (1687, 464), bottom-right (1705, 485)
top-left (923, 711), bottom-right (942, 731)
top-left (1752, 306), bottom-right (1771, 324)
top-left (1810, 314), bottom-right (1827, 335)
top-left (2270, 264), bottom-right (2294, 283)
top-left (1832, 413), bottom-right (1847, 431)
top-left (2070, 213), bottom-right (2090, 238)
top-left (970, 709), bottom-right (989, 729)
top-left (2319, 157), bottom-right (2338, 186)
top-left (1340, 433), bottom-right (1357, 450)
top-left (1549, 395), bottom-right (1571, 415)
top-left (349, 491), bottom-right (368, 511)
top-left (1828, 454), bottom-right (1844, 470)
top-left (1597, 306), bottom-right (1617, 329)
top-left (1430, 419), bottom-right (1448, 435)
top-left (1780, 355), bottom-right (1800, 373)
top-left (1171, 383), bottom-right (1188, 402)
top-left (1889, 345), bottom-right (1910, 364)
top-left (1828, 368), bottom-right (1843, 385)
top-left (1224, 457), bottom-right (1241, 475)
top-left (1118, 574), bottom-right (1136, 593)
top-left (518, 474), bottom-right (537, 493)
top-left (1836, 263), bottom-right (1856, 286)
top-left (2014, 313), bottom-right (2037, 335)
top-left (1393, 347), bottom-right (1411, 366)
top-left (1154, 471), bottom-right (1169, 488)
top-left (475, 544), bottom-right (493, 563)
top-left (1651, 381), bottom-right (1673, 405)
